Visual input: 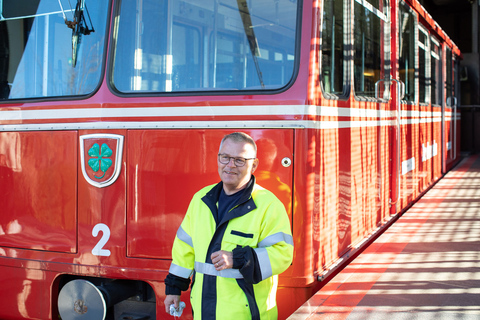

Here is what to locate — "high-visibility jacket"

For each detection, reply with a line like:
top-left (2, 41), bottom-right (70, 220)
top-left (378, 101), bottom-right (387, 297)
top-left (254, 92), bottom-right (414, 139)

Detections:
top-left (168, 177), bottom-right (294, 319)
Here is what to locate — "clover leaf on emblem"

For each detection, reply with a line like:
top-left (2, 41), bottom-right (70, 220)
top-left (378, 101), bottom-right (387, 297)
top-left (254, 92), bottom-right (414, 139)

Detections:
top-left (88, 143), bottom-right (113, 179)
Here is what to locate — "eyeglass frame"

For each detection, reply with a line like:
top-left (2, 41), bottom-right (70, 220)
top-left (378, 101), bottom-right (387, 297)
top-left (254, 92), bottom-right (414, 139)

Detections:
top-left (218, 153), bottom-right (256, 167)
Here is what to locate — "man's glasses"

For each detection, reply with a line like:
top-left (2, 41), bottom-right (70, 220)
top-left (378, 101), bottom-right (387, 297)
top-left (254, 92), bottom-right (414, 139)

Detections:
top-left (218, 154), bottom-right (256, 167)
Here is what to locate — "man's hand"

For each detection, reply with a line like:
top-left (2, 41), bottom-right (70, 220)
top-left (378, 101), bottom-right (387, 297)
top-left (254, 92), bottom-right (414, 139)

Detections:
top-left (164, 294), bottom-right (181, 314)
top-left (211, 250), bottom-right (233, 271)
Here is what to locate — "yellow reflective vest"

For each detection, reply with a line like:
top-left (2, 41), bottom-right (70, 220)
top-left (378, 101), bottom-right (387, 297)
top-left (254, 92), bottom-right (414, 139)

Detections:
top-left (168, 177), bottom-right (294, 319)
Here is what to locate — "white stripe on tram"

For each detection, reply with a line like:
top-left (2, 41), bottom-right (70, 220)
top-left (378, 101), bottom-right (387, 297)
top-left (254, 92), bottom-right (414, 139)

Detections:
top-left (0, 105), bottom-right (396, 120)
top-left (0, 105), bottom-right (460, 131)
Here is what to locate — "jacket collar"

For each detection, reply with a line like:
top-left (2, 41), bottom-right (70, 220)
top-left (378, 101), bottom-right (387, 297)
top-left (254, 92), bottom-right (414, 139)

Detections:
top-left (202, 176), bottom-right (257, 225)
top-left (204, 175), bottom-right (255, 204)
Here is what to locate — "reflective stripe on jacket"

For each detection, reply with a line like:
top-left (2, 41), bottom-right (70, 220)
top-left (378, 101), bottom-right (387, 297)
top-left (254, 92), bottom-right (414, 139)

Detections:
top-left (169, 177), bottom-right (294, 319)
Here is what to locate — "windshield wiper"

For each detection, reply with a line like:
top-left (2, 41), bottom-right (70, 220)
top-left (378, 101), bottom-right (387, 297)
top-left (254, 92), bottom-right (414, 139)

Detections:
top-left (236, 0), bottom-right (265, 89)
top-left (63, 0), bottom-right (95, 67)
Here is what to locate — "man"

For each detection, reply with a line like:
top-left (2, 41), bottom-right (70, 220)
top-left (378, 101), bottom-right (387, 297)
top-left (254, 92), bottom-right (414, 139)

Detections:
top-left (164, 132), bottom-right (294, 319)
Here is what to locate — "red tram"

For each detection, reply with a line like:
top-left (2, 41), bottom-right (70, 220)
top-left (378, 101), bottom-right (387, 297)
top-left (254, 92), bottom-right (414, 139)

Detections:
top-left (0, 0), bottom-right (461, 319)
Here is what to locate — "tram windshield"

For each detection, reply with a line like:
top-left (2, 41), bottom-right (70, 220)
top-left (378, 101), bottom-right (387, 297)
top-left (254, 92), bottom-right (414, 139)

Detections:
top-left (112, 0), bottom-right (299, 93)
top-left (0, 0), bottom-right (109, 100)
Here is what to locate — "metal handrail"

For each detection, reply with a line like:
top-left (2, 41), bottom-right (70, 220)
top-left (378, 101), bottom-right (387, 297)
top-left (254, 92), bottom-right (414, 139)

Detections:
top-left (453, 97), bottom-right (457, 160)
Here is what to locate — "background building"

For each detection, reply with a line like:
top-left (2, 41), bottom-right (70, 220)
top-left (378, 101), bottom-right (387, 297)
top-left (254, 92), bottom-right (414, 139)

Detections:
top-left (420, 0), bottom-right (480, 153)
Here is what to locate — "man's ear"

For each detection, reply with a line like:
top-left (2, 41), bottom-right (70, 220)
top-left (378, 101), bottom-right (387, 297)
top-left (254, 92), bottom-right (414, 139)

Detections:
top-left (251, 158), bottom-right (259, 173)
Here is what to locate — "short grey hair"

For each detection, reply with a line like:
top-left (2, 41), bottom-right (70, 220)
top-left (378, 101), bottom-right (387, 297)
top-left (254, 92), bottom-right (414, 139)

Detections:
top-left (219, 132), bottom-right (257, 156)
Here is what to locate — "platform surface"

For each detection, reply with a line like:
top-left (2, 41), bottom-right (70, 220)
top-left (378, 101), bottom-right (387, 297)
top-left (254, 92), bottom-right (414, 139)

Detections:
top-left (289, 155), bottom-right (480, 320)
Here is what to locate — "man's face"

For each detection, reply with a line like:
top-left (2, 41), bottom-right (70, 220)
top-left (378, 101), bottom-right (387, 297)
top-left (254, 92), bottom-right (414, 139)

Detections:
top-left (218, 138), bottom-right (259, 195)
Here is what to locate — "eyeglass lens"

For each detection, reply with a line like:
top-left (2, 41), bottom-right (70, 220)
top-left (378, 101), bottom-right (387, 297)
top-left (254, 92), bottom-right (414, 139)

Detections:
top-left (218, 155), bottom-right (246, 166)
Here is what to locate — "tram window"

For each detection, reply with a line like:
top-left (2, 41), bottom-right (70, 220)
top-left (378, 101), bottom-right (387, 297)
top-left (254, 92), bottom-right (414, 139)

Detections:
top-left (398, 2), bottom-right (416, 103)
top-left (445, 48), bottom-right (453, 107)
top-left (454, 55), bottom-right (460, 103)
top-left (321, 0), bottom-right (345, 96)
top-left (353, 0), bottom-right (389, 98)
top-left (112, 0), bottom-right (298, 94)
top-left (418, 27), bottom-right (429, 104)
top-left (0, 0), bottom-right (109, 100)
top-left (430, 38), bottom-right (441, 105)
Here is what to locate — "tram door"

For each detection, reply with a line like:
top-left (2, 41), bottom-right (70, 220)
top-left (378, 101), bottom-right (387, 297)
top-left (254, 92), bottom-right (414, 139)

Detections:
top-left (431, 37), bottom-right (443, 181)
top-left (373, 0), bottom-right (413, 215)
top-left (443, 48), bottom-right (459, 173)
top-left (352, 0), bottom-right (392, 238)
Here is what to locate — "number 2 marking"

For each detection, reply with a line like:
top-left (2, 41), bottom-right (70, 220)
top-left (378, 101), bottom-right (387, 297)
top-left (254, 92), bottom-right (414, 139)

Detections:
top-left (92, 223), bottom-right (111, 256)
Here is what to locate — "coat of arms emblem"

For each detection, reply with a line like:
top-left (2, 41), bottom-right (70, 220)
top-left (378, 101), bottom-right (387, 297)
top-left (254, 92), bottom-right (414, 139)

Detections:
top-left (80, 134), bottom-right (124, 188)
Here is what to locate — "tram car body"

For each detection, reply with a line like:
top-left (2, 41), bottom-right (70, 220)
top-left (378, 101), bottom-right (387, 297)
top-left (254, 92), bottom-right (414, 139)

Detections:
top-left (0, 0), bottom-right (461, 319)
